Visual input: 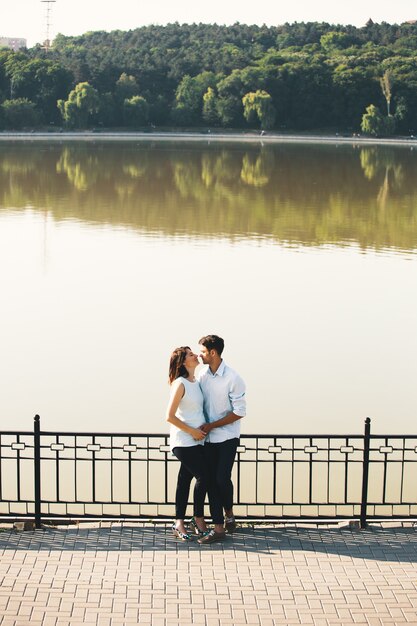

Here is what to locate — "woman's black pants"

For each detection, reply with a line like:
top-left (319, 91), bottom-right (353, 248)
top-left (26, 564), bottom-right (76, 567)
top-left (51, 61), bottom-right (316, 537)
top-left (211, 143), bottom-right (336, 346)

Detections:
top-left (172, 444), bottom-right (223, 523)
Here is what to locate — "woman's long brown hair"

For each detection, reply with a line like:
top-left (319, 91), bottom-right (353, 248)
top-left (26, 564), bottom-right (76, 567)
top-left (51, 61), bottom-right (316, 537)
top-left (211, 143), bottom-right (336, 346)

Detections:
top-left (168, 346), bottom-right (190, 384)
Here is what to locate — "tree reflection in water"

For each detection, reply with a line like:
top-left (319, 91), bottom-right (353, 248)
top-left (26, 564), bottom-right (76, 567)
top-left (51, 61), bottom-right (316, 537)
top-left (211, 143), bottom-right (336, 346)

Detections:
top-left (0, 141), bottom-right (416, 252)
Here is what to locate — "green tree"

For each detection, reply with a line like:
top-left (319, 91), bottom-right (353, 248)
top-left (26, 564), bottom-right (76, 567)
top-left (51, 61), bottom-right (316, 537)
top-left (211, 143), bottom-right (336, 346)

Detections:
top-left (361, 104), bottom-right (384, 136)
top-left (115, 73), bottom-right (139, 100)
top-left (172, 72), bottom-right (218, 125)
top-left (332, 64), bottom-right (381, 129)
top-left (123, 95), bottom-right (149, 126)
top-left (5, 21), bottom-right (417, 132)
top-left (383, 114), bottom-right (396, 136)
top-left (57, 82), bottom-right (99, 128)
top-left (242, 90), bottom-right (276, 129)
top-left (320, 31), bottom-right (357, 52)
top-left (394, 95), bottom-right (408, 130)
top-left (380, 70), bottom-right (393, 116)
top-left (0, 49), bottom-right (14, 100)
top-left (96, 92), bottom-right (117, 127)
top-left (216, 95), bottom-right (242, 127)
top-left (4, 56), bottom-right (73, 123)
top-left (242, 92), bottom-right (258, 125)
top-left (202, 87), bottom-right (219, 125)
top-left (1, 98), bottom-right (38, 129)
top-left (216, 71), bottom-right (245, 127)
top-left (360, 104), bottom-right (395, 136)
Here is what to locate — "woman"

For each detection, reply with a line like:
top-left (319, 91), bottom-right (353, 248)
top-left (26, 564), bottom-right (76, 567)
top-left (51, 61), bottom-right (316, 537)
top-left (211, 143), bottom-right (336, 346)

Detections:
top-left (166, 346), bottom-right (210, 540)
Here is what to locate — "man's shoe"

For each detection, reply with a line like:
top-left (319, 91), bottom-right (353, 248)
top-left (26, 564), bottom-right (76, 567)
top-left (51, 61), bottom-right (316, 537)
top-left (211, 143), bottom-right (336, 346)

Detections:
top-left (189, 517), bottom-right (210, 538)
top-left (197, 529), bottom-right (226, 545)
top-left (225, 515), bottom-right (237, 533)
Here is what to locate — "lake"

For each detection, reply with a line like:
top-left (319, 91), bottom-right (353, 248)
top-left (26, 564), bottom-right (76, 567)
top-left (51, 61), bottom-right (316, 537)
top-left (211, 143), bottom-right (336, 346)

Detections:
top-left (0, 139), bottom-right (416, 435)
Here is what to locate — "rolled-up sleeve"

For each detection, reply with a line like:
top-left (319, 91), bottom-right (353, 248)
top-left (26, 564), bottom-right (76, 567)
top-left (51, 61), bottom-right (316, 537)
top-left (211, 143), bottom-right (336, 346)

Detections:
top-left (229, 375), bottom-right (246, 417)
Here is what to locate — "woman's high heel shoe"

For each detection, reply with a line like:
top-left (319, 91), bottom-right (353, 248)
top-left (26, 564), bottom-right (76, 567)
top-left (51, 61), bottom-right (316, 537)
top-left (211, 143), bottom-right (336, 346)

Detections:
top-left (189, 517), bottom-right (210, 538)
top-left (172, 524), bottom-right (193, 541)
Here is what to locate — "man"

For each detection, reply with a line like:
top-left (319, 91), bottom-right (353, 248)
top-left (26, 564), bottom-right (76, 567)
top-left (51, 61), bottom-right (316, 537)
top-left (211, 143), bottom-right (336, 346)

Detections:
top-left (197, 334), bottom-right (246, 544)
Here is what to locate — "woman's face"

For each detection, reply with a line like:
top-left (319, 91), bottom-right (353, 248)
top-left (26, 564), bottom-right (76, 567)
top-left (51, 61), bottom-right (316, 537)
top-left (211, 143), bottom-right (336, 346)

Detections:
top-left (184, 348), bottom-right (199, 369)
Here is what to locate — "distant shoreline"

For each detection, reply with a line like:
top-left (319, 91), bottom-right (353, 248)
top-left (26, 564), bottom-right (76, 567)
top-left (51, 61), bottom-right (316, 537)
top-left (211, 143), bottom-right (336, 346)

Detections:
top-left (1, 131), bottom-right (417, 147)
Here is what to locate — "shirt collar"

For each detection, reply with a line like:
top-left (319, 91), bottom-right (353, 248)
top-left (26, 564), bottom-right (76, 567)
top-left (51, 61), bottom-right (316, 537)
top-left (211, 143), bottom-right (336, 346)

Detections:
top-left (209, 360), bottom-right (226, 377)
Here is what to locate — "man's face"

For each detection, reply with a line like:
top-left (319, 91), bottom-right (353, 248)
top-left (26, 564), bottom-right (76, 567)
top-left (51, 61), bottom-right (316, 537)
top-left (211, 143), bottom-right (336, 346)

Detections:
top-left (199, 344), bottom-right (212, 365)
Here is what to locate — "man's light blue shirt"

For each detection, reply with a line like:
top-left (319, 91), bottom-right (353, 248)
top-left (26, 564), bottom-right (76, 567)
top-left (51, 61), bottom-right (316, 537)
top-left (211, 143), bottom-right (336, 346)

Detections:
top-left (197, 360), bottom-right (246, 443)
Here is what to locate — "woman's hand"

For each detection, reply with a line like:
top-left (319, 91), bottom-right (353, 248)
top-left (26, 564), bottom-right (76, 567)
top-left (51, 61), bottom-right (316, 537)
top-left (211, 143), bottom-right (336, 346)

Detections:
top-left (190, 428), bottom-right (206, 441)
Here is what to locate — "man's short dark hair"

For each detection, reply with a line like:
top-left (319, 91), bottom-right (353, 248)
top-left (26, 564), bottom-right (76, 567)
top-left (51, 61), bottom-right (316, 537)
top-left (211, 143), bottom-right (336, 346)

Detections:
top-left (199, 334), bottom-right (224, 356)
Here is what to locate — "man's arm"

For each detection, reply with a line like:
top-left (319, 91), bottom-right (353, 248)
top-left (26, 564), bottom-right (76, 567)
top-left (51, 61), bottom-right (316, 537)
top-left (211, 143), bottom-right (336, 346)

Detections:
top-left (200, 373), bottom-right (246, 433)
top-left (200, 411), bottom-right (242, 433)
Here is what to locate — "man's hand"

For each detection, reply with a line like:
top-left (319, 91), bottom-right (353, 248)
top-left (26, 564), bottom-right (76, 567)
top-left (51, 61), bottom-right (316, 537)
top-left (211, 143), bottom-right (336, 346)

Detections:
top-left (200, 423), bottom-right (214, 434)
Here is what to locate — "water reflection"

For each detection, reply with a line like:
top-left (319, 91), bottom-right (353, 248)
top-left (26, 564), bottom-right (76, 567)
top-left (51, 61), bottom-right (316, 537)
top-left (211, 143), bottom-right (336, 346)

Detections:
top-left (1, 140), bottom-right (417, 435)
top-left (0, 142), bottom-right (416, 253)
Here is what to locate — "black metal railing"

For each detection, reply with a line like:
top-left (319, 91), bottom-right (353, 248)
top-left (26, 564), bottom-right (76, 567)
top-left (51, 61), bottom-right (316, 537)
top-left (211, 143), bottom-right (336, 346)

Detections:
top-left (1, 416), bottom-right (417, 529)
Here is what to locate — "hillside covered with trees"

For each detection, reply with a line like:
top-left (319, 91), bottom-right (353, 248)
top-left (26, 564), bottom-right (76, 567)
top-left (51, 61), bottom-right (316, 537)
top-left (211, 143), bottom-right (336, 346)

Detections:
top-left (1, 20), bottom-right (417, 133)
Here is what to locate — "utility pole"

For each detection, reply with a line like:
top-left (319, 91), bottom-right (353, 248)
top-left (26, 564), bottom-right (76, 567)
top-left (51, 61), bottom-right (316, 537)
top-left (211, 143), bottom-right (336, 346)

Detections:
top-left (41, 0), bottom-right (56, 52)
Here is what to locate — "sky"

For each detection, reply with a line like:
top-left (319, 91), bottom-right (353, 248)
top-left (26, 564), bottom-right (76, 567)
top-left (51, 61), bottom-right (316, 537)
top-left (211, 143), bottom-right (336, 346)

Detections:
top-left (2, 0), bottom-right (417, 47)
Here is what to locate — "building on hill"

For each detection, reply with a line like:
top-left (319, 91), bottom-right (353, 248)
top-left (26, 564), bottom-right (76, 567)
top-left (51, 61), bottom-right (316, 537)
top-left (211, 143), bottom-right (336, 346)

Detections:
top-left (0, 37), bottom-right (27, 51)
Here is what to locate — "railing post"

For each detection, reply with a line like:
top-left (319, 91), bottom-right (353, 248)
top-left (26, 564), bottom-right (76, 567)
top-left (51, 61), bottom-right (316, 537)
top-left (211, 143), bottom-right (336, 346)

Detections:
top-left (34, 415), bottom-right (42, 529)
top-left (360, 417), bottom-right (371, 528)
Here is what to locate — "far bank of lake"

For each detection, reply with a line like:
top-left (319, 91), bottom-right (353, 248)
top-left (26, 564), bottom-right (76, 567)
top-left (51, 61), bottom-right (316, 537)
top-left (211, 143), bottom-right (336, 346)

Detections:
top-left (1, 130), bottom-right (417, 147)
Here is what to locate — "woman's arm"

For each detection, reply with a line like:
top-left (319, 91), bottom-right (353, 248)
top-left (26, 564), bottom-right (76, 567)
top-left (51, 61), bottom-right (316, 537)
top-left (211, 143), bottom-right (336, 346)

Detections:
top-left (166, 383), bottom-right (206, 441)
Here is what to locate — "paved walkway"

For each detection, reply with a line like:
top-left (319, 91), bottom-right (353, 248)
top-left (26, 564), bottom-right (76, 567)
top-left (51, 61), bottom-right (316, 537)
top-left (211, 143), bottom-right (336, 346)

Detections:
top-left (0, 522), bottom-right (416, 625)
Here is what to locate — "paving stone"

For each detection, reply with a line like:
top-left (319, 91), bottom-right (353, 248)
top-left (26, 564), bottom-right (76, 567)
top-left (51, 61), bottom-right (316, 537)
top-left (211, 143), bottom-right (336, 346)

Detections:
top-left (0, 522), bottom-right (417, 625)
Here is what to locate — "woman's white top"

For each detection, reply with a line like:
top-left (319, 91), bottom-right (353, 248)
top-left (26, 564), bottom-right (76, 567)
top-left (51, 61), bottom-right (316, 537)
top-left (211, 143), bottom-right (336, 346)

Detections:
top-left (169, 377), bottom-right (205, 451)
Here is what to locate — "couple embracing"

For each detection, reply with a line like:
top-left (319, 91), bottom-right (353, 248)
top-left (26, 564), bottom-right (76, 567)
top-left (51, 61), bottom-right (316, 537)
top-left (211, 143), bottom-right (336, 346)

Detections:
top-left (166, 334), bottom-right (246, 544)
